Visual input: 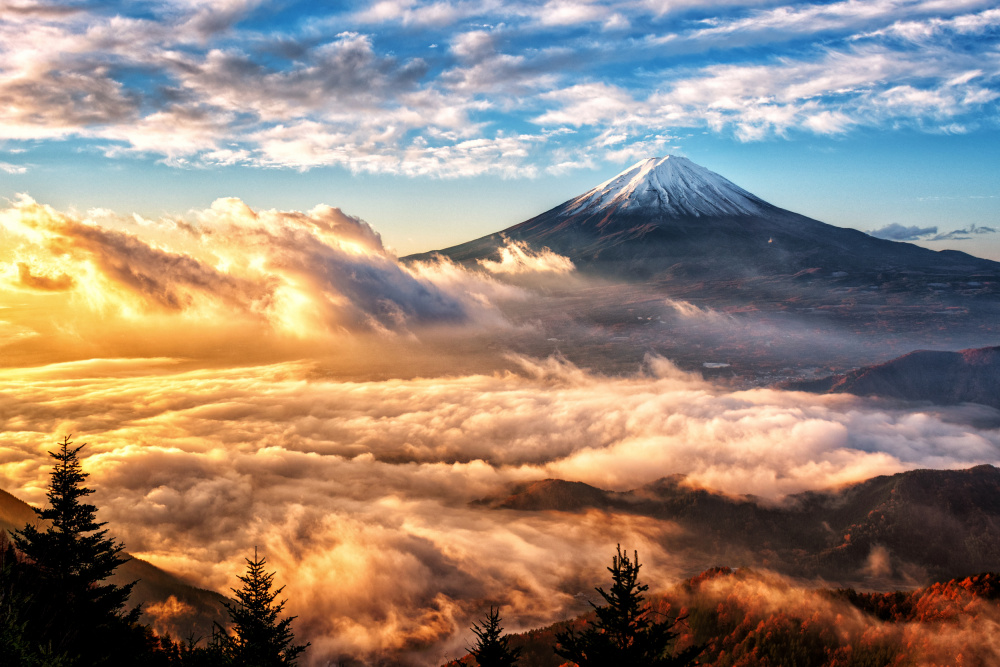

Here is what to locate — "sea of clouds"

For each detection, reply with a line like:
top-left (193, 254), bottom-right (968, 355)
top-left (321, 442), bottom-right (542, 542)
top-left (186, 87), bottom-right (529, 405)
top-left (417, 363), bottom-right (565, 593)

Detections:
top-left (2, 198), bottom-right (999, 665)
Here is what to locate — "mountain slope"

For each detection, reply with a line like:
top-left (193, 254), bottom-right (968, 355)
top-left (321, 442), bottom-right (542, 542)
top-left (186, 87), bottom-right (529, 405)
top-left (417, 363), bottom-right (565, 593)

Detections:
top-left (0, 487), bottom-right (227, 639)
top-left (481, 465), bottom-right (1000, 583)
top-left (785, 345), bottom-right (1000, 408)
top-left (444, 569), bottom-right (1000, 667)
top-left (410, 156), bottom-right (999, 280)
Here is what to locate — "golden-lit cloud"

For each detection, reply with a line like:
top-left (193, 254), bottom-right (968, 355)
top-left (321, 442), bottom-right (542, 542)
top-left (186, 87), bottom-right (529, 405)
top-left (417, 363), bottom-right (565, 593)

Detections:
top-left (0, 196), bottom-right (558, 366)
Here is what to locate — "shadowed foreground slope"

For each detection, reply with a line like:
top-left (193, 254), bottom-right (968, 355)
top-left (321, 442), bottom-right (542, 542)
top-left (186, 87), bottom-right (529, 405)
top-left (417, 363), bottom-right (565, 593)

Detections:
top-left (445, 568), bottom-right (1000, 667)
top-left (0, 486), bottom-right (227, 640)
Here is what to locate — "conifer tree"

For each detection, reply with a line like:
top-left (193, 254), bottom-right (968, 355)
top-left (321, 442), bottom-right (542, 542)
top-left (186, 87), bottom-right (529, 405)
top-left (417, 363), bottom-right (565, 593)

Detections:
top-left (217, 548), bottom-right (308, 666)
top-left (11, 435), bottom-right (139, 663)
top-left (468, 606), bottom-right (521, 667)
top-left (555, 545), bottom-right (698, 667)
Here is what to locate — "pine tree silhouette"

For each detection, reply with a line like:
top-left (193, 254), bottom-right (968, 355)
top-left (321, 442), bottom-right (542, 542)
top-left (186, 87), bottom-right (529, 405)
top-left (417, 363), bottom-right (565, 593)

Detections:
top-left (468, 606), bottom-right (521, 667)
top-left (555, 545), bottom-right (699, 667)
top-left (11, 435), bottom-right (138, 663)
top-left (218, 548), bottom-right (308, 666)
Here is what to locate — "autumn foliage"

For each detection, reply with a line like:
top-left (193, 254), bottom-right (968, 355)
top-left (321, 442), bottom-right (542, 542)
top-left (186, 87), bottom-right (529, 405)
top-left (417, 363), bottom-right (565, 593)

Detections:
top-left (448, 567), bottom-right (1000, 667)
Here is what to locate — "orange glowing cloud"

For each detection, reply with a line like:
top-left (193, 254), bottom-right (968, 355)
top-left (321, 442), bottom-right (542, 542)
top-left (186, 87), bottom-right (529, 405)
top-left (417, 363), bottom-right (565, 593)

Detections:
top-left (0, 196), bottom-right (556, 367)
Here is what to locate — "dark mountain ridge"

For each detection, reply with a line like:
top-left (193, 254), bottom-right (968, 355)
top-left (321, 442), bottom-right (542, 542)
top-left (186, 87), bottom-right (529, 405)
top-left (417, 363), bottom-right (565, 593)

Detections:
top-left (481, 465), bottom-right (1000, 584)
top-left (785, 345), bottom-right (1000, 409)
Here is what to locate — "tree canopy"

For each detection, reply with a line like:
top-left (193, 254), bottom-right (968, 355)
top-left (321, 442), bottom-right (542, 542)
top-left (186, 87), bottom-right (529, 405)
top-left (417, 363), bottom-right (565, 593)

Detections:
top-left (5, 435), bottom-right (158, 665)
top-left (468, 606), bottom-right (521, 667)
top-left (555, 545), bottom-right (699, 667)
top-left (216, 548), bottom-right (309, 666)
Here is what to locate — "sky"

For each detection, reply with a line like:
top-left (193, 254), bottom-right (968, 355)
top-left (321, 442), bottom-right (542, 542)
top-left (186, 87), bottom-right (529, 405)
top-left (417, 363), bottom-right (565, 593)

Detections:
top-left (2, 2), bottom-right (1000, 665)
top-left (1, 0), bottom-right (998, 256)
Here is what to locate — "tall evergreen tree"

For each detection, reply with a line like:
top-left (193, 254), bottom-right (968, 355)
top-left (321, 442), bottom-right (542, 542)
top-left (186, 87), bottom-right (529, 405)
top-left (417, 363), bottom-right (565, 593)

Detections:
top-left (10, 435), bottom-right (139, 664)
top-left (555, 545), bottom-right (699, 667)
top-left (467, 606), bottom-right (521, 667)
top-left (217, 548), bottom-right (308, 666)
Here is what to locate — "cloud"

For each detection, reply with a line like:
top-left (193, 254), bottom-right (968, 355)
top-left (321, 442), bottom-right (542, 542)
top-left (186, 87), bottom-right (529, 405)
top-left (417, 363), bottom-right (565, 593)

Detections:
top-left (352, 0), bottom-right (486, 27)
top-left (692, 0), bottom-right (997, 42)
top-left (928, 224), bottom-right (998, 241)
top-left (0, 0), bottom-right (996, 172)
top-left (535, 0), bottom-right (610, 27)
top-left (2, 189), bottom-right (999, 662)
top-left (0, 196), bottom-right (539, 364)
top-left (1, 355), bottom-right (998, 664)
top-left (867, 219), bottom-right (1000, 243)
top-left (867, 222), bottom-right (939, 240)
top-left (15, 262), bottom-right (75, 291)
top-left (477, 238), bottom-right (575, 275)
top-left (0, 162), bottom-right (27, 174)
top-left (535, 83), bottom-right (638, 127)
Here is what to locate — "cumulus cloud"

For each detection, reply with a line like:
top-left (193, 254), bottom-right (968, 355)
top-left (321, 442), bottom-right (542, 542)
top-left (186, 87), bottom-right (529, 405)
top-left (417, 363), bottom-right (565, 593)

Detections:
top-left (0, 162), bottom-right (27, 174)
top-left (477, 238), bottom-right (575, 275)
top-left (1, 354), bottom-right (998, 664)
top-left (0, 196), bottom-right (552, 366)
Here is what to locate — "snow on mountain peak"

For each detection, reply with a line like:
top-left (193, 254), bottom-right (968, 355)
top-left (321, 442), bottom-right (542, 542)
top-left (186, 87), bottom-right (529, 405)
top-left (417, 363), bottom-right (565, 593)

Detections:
top-left (565, 156), bottom-right (769, 218)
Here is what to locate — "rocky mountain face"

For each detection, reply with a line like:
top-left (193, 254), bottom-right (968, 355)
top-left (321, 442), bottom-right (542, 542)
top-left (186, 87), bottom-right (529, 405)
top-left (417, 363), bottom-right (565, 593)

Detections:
top-left (480, 465), bottom-right (1000, 584)
top-left (785, 345), bottom-right (1000, 409)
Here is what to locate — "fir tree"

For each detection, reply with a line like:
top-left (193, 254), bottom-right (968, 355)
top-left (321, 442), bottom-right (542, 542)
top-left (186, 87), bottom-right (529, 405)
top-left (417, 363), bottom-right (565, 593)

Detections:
top-left (555, 545), bottom-right (699, 667)
top-left (10, 435), bottom-right (139, 664)
top-left (217, 548), bottom-right (308, 666)
top-left (468, 606), bottom-right (521, 667)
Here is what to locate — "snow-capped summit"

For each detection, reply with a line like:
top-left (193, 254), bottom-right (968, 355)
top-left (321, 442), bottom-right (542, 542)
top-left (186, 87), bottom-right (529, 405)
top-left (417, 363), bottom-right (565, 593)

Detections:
top-left (566, 156), bottom-right (768, 219)
top-left (408, 154), bottom-right (999, 282)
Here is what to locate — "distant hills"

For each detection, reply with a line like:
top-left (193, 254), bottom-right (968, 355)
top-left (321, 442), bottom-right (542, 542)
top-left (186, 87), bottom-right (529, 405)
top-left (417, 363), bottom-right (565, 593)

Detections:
top-left (785, 345), bottom-right (1000, 409)
top-left (480, 465), bottom-right (1000, 584)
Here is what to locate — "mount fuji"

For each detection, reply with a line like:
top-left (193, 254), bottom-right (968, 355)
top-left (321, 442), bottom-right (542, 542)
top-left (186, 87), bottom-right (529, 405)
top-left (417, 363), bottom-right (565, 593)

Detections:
top-left (407, 156), bottom-right (1000, 381)
top-left (411, 156), bottom-right (998, 280)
